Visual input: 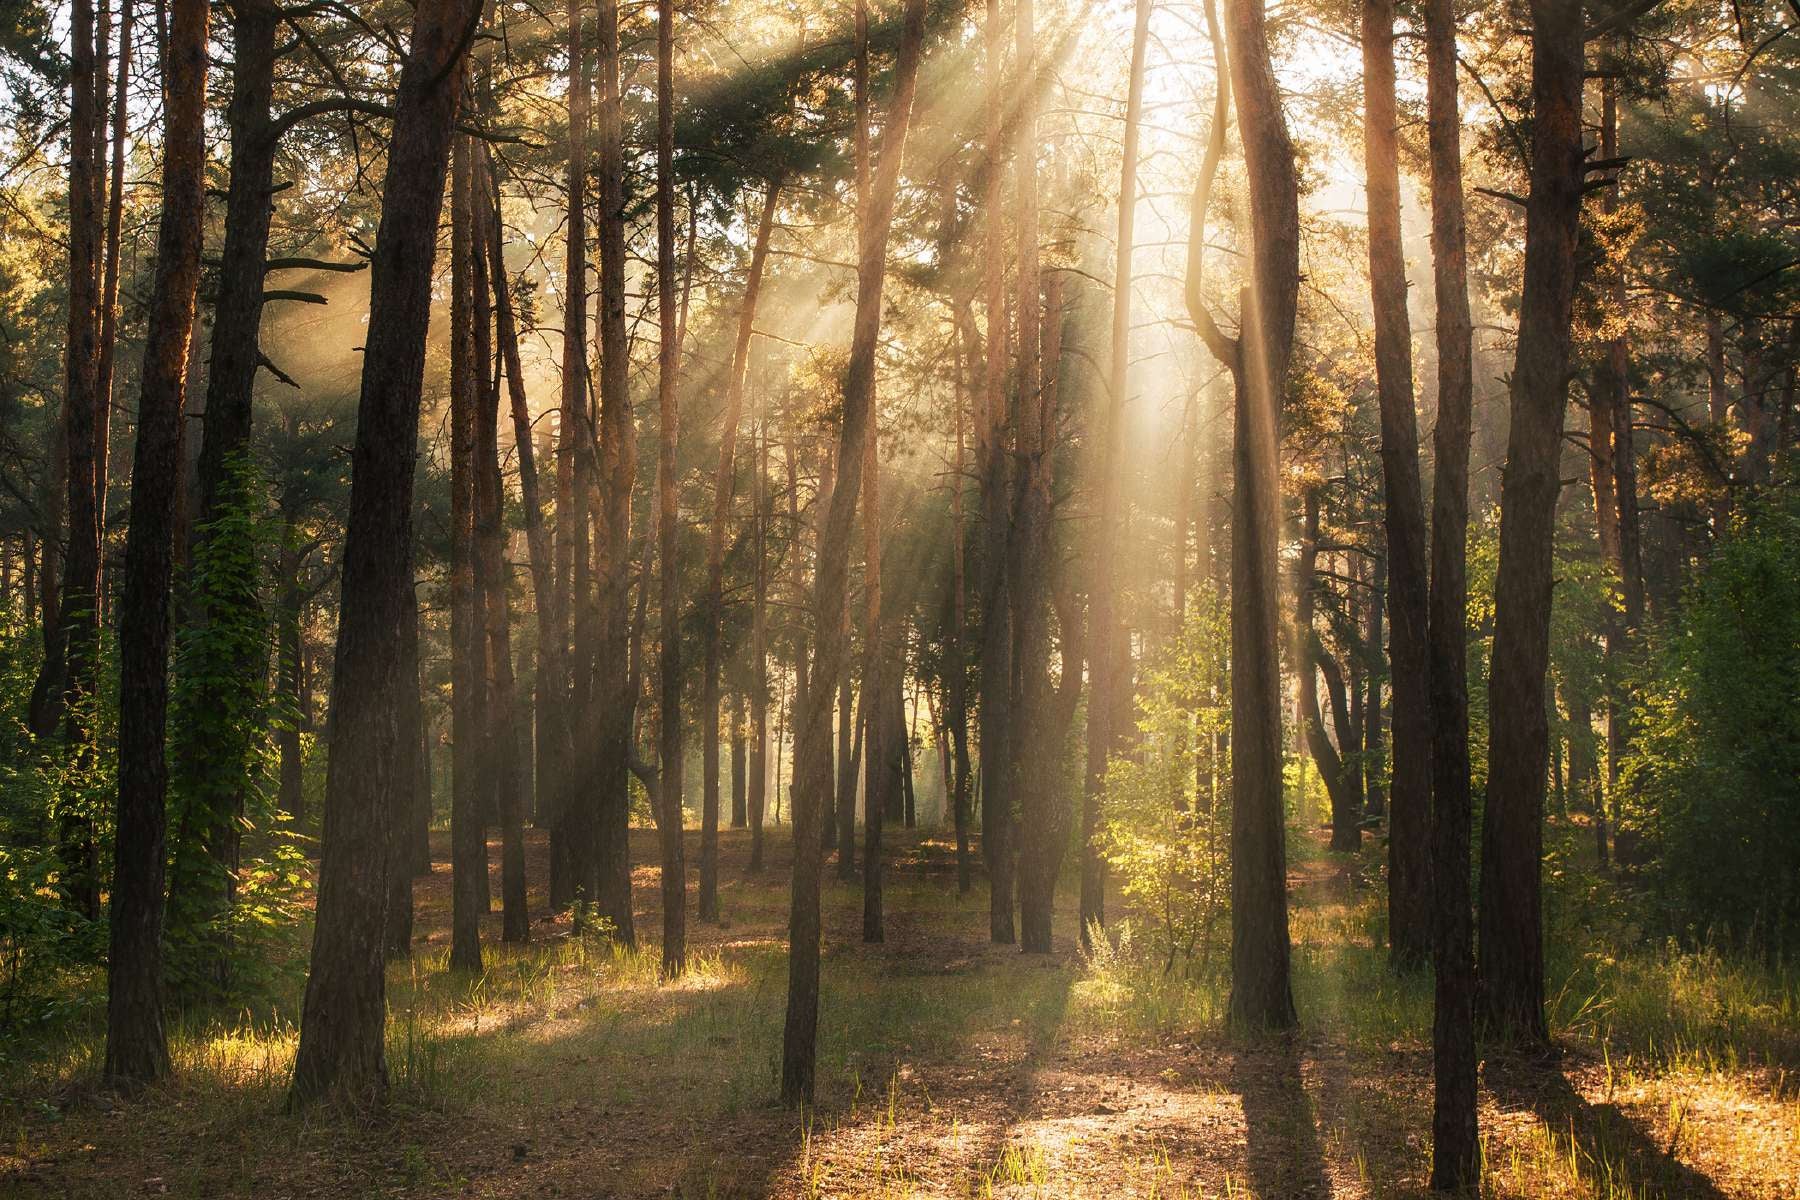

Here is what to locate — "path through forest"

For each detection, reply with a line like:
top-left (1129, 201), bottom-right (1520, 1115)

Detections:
top-left (5, 826), bottom-right (1794, 1199)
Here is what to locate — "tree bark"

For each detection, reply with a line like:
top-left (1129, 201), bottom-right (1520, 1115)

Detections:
top-left (593, 0), bottom-right (636, 945)
top-left (104, 0), bottom-right (208, 1085)
top-left (1422, 0), bottom-right (1478, 1180)
top-left (1361, 0), bottom-right (1432, 970)
top-left (654, 0), bottom-right (687, 978)
top-left (978, 0), bottom-right (1015, 947)
top-left (290, 0), bottom-right (480, 1105)
top-left (1477, 0), bottom-right (1585, 1048)
top-left (57, 0), bottom-right (105, 918)
top-left (781, 0), bottom-right (926, 1103)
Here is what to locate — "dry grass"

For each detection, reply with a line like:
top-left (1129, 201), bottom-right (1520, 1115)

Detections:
top-left (1, 824), bottom-right (1795, 1198)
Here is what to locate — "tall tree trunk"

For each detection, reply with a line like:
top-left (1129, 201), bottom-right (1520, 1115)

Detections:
top-left (547, 0), bottom-right (587, 911)
top-left (1012, 0), bottom-right (1068, 956)
top-left (291, 0), bottom-right (480, 1105)
top-left (473, 166), bottom-right (529, 946)
top-left (702, 180), bottom-right (780, 922)
top-left (1081, 0), bottom-right (1152, 948)
top-left (593, 0), bottom-right (636, 945)
top-left (488, 160), bottom-right (556, 838)
top-left (104, 0), bottom-right (207, 1085)
top-left (1477, 0), bottom-right (1585, 1048)
top-left (749, 419), bottom-right (769, 871)
top-left (275, 515), bottom-right (306, 825)
top-left (1422, 0), bottom-right (1478, 1181)
top-left (978, 0), bottom-right (1015, 947)
top-left (781, 0), bottom-right (926, 1103)
top-left (447, 131), bottom-right (485, 974)
top-left (57, 0), bottom-right (105, 919)
top-left (1361, 0), bottom-right (1431, 969)
top-left (94, 0), bottom-right (132, 532)
top-left (1209, 0), bottom-right (1300, 1029)
top-left (655, 0), bottom-right (687, 978)
top-left (949, 307), bottom-right (974, 894)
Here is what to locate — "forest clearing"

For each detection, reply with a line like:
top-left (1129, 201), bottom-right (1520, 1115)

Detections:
top-left (6, 825), bottom-right (1797, 1198)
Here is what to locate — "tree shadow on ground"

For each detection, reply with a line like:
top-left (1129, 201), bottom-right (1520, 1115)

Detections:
top-left (1233, 1036), bottom-right (1333, 1199)
top-left (1485, 1052), bottom-right (1731, 1200)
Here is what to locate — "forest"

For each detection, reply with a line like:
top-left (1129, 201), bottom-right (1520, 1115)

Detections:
top-left (0, 0), bottom-right (1796, 1193)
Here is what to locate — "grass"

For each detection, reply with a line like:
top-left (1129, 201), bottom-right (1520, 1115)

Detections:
top-left (1, 823), bottom-right (1796, 1198)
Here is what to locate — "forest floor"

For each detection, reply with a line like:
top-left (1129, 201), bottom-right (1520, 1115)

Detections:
top-left (3, 822), bottom-right (1798, 1199)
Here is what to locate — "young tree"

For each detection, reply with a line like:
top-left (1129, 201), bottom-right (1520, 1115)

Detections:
top-left (104, 0), bottom-right (209, 1085)
top-left (289, 0), bottom-right (483, 1106)
top-left (1477, 0), bottom-right (1587, 1046)
top-left (781, 0), bottom-right (927, 1104)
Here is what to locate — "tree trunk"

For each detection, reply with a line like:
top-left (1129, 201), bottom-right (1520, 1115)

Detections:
top-left (654, 0), bottom-right (687, 979)
top-left (1222, 0), bottom-right (1299, 1029)
top-left (57, 0), bottom-right (105, 919)
top-left (749, 420), bottom-right (769, 872)
top-left (1364, 550), bottom-right (1387, 817)
top-left (290, 0), bottom-right (479, 1105)
top-left (730, 691), bottom-right (747, 827)
top-left (950, 309), bottom-right (974, 894)
top-left (1422, 0), bottom-right (1478, 1180)
top-left (387, 582), bottom-right (423, 958)
top-left (978, 0), bottom-right (1015, 947)
top-left (1362, 0), bottom-right (1431, 970)
top-left (1080, 0), bottom-right (1152, 948)
top-left (781, 0), bottom-right (926, 1103)
top-left (1011, 0), bottom-right (1068, 957)
top-left (592, 0), bottom-right (636, 945)
top-left (836, 666), bottom-right (857, 877)
top-left (1297, 492), bottom-right (1360, 850)
top-left (1477, 0), bottom-right (1585, 1048)
top-left (702, 180), bottom-right (780, 922)
top-left (472, 165), bottom-right (529, 946)
top-left (104, 0), bottom-right (208, 1085)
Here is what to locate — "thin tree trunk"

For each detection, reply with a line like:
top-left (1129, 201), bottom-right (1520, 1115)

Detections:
top-left (836, 664), bottom-right (857, 877)
top-left (731, 691), bottom-right (747, 827)
top-left (448, 130), bottom-right (485, 974)
top-left (104, 0), bottom-right (207, 1085)
top-left (387, 582), bottom-right (423, 958)
top-left (702, 180), bottom-right (780, 922)
top-left (978, 0), bottom-right (1015, 947)
top-left (781, 0), bottom-right (927, 1103)
top-left (57, 0), bottom-right (105, 919)
top-left (654, 0), bottom-right (687, 978)
top-left (1477, 0), bottom-right (1585, 1048)
top-left (1423, 1), bottom-right (1477, 1173)
top-left (472, 164), bottom-right (529, 945)
top-left (749, 418), bottom-right (769, 872)
top-left (593, 0), bottom-right (635, 945)
top-left (950, 308), bottom-right (973, 894)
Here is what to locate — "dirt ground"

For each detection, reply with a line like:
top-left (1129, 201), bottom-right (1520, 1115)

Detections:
top-left (3, 824), bottom-right (1795, 1199)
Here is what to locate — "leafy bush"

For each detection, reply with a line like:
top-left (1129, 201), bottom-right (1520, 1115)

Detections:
top-left (1621, 493), bottom-right (1800, 956)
